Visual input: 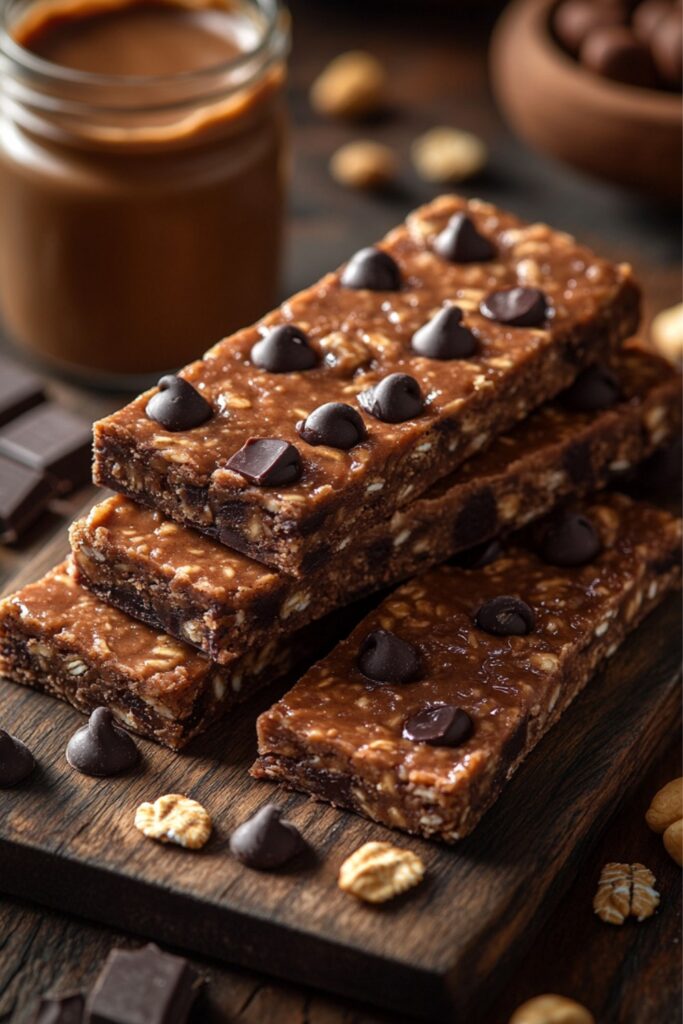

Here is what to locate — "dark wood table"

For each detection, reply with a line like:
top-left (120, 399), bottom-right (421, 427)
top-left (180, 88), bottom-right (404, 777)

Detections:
top-left (1, 3), bottom-right (681, 1021)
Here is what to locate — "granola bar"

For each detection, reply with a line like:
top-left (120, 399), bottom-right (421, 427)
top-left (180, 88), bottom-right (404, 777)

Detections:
top-left (73, 348), bottom-right (680, 663)
top-left (252, 493), bottom-right (682, 842)
top-left (93, 195), bottom-right (639, 576)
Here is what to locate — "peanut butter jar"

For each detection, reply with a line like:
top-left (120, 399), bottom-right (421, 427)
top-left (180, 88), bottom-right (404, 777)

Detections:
top-left (0, 0), bottom-right (289, 385)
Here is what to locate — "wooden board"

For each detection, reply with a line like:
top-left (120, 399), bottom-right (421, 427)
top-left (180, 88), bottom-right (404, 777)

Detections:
top-left (0, 527), bottom-right (680, 1023)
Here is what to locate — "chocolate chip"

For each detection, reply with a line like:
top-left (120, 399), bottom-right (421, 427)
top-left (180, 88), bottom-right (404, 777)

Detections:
top-left (226, 438), bottom-right (303, 487)
top-left (296, 402), bottom-right (366, 449)
top-left (402, 705), bottom-right (473, 746)
top-left (475, 595), bottom-right (535, 636)
top-left (0, 728), bottom-right (35, 786)
top-left (229, 804), bottom-right (306, 870)
top-left (453, 488), bottom-right (497, 548)
top-left (358, 373), bottom-right (424, 423)
top-left (433, 213), bottom-right (496, 263)
top-left (538, 510), bottom-right (602, 567)
top-left (579, 25), bottom-right (658, 88)
top-left (145, 375), bottom-right (212, 432)
top-left (358, 628), bottom-right (422, 684)
top-left (66, 707), bottom-right (139, 777)
top-left (340, 247), bottom-right (402, 290)
top-left (411, 305), bottom-right (478, 360)
top-left (561, 365), bottom-right (620, 412)
top-left (250, 324), bottom-right (318, 373)
top-left (33, 991), bottom-right (84, 1024)
top-left (452, 537), bottom-right (504, 570)
top-left (480, 287), bottom-right (548, 327)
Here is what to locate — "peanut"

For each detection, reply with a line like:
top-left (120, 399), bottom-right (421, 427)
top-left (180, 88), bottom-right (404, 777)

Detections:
top-left (509, 994), bottom-right (595, 1024)
top-left (411, 126), bottom-right (487, 184)
top-left (645, 777), bottom-right (682, 833)
top-left (310, 51), bottom-right (386, 120)
top-left (650, 302), bottom-right (683, 366)
top-left (663, 818), bottom-right (683, 866)
top-left (330, 141), bottom-right (397, 190)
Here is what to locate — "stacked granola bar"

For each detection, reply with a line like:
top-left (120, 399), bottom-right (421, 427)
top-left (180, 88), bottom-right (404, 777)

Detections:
top-left (0, 195), bottom-right (680, 839)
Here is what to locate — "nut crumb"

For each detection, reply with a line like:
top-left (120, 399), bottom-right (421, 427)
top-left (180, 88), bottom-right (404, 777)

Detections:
top-left (508, 993), bottom-right (594, 1024)
top-left (330, 140), bottom-right (397, 190)
top-left (411, 126), bottom-right (487, 184)
top-left (134, 793), bottom-right (212, 850)
top-left (338, 841), bottom-right (424, 903)
top-left (310, 51), bottom-right (386, 120)
top-left (593, 862), bottom-right (659, 925)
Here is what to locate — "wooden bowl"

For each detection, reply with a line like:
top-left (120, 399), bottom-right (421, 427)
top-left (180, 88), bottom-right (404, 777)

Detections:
top-left (490, 0), bottom-right (682, 200)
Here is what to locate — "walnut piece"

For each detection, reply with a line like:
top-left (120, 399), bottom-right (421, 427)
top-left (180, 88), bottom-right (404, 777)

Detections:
top-left (330, 141), bottom-right (397, 191)
top-left (593, 862), bottom-right (660, 925)
top-left (411, 127), bottom-right (487, 184)
top-left (310, 51), bottom-right (386, 120)
top-left (508, 993), bottom-right (595, 1024)
top-left (645, 777), bottom-right (682, 833)
top-left (134, 793), bottom-right (212, 850)
top-left (338, 841), bottom-right (424, 903)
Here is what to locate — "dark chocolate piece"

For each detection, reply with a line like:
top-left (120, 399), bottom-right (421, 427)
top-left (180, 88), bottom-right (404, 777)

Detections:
top-left (145, 376), bottom-right (212, 432)
top-left (537, 510), bottom-right (602, 567)
top-left (433, 212), bottom-right (496, 263)
top-left (226, 438), bottom-right (303, 487)
top-left (229, 804), bottom-right (306, 869)
top-left (32, 992), bottom-right (84, 1024)
top-left (411, 305), bottom-right (478, 360)
top-left (0, 356), bottom-right (45, 427)
top-left (0, 727), bottom-right (35, 786)
top-left (480, 287), bottom-right (548, 327)
top-left (358, 629), bottom-right (422, 684)
top-left (579, 25), bottom-right (658, 88)
top-left (358, 373), bottom-right (424, 424)
top-left (402, 705), bottom-right (473, 747)
top-left (86, 944), bottom-right (200, 1024)
top-left (0, 404), bottom-right (91, 493)
top-left (561, 365), bottom-right (620, 412)
top-left (66, 707), bottom-right (139, 777)
top-left (251, 324), bottom-right (318, 373)
top-left (0, 453), bottom-right (53, 543)
top-left (340, 247), bottom-right (401, 291)
top-left (475, 595), bottom-right (535, 636)
top-left (296, 402), bottom-right (366, 449)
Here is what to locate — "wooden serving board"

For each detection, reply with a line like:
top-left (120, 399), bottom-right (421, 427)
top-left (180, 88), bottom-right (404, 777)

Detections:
top-left (0, 526), bottom-right (680, 1023)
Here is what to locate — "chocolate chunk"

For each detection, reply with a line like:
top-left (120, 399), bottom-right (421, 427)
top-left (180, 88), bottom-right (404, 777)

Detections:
top-left (33, 992), bottom-right (84, 1024)
top-left (340, 247), bottom-right (402, 291)
top-left (0, 404), bottom-right (91, 494)
top-left (0, 454), bottom-right (53, 543)
top-left (579, 25), bottom-right (658, 88)
top-left (251, 324), bottom-right (318, 373)
top-left (296, 402), bottom-right (366, 449)
top-left (561, 365), bottom-right (620, 412)
top-left (229, 804), bottom-right (306, 870)
top-left (480, 287), bottom-right (548, 327)
top-left (0, 356), bottom-right (45, 427)
top-left (475, 595), bottom-right (535, 636)
top-left (402, 705), bottom-right (473, 746)
top-left (358, 628), bottom-right (423, 684)
top-left (86, 944), bottom-right (200, 1024)
top-left (538, 510), bottom-right (602, 567)
top-left (433, 213), bottom-right (496, 263)
top-left (66, 708), bottom-right (139, 777)
top-left (553, 0), bottom-right (625, 54)
top-left (411, 305), bottom-right (478, 360)
top-left (0, 728), bottom-right (35, 786)
top-left (358, 373), bottom-right (424, 423)
top-left (145, 375), bottom-right (212, 432)
top-left (226, 438), bottom-right (303, 487)
top-left (650, 10), bottom-right (683, 87)
top-left (453, 488), bottom-right (497, 549)
top-left (452, 537), bottom-right (504, 570)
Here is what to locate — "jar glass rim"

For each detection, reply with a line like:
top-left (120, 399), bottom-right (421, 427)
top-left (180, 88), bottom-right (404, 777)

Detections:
top-left (0, 0), bottom-right (286, 88)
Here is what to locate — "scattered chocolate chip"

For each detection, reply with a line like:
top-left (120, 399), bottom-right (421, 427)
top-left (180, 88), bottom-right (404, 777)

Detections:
top-left (579, 25), bottom-right (658, 88)
top-left (411, 305), bottom-right (478, 360)
top-left (66, 708), bottom-right (139, 777)
top-left (87, 943), bottom-right (200, 1024)
top-left (433, 212), bottom-right (496, 263)
top-left (475, 595), bottom-right (535, 636)
top-left (250, 324), bottom-right (318, 373)
top-left (538, 510), bottom-right (602, 567)
top-left (402, 705), bottom-right (473, 746)
top-left (480, 287), bottom-right (548, 327)
top-left (229, 804), bottom-right (306, 870)
top-left (33, 991), bottom-right (84, 1024)
top-left (145, 375), bottom-right (212, 432)
top-left (553, 0), bottom-right (625, 54)
top-left (358, 628), bottom-right (422, 684)
top-left (0, 728), bottom-right (35, 786)
top-left (226, 438), bottom-right (303, 487)
top-left (452, 537), bottom-right (504, 570)
top-left (296, 402), bottom-right (366, 449)
top-left (340, 247), bottom-right (402, 290)
top-left (561, 365), bottom-right (620, 412)
top-left (358, 373), bottom-right (424, 423)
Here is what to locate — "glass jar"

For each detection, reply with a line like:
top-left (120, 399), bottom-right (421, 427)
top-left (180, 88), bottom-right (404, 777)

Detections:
top-left (0, 0), bottom-right (289, 386)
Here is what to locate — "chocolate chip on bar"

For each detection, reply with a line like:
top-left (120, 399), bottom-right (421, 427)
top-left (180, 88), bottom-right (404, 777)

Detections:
top-left (296, 402), bottom-right (366, 449)
top-left (402, 705), bottom-right (473, 747)
top-left (86, 943), bottom-right (201, 1024)
top-left (480, 286), bottom-right (548, 327)
top-left (251, 324), bottom-right (319, 372)
top-left (145, 375), bottom-right (213, 432)
top-left (537, 509), bottom-right (602, 567)
top-left (358, 628), bottom-right (423, 684)
top-left (411, 305), bottom-right (478, 360)
top-left (433, 212), bottom-right (496, 263)
top-left (475, 595), bottom-right (536, 636)
top-left (358, 373), bottom-right (424, 423)
top-left (561, 364), bottom-right (620, 412)
top-left (340, 246), bottom-right (402, 290)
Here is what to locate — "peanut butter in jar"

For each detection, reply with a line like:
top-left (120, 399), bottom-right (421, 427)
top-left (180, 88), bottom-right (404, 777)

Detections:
top-left (0, 0), bottom-right (289, 385)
